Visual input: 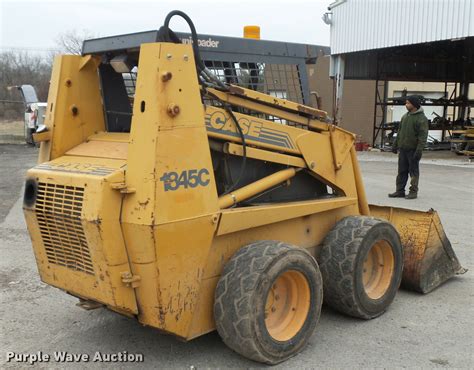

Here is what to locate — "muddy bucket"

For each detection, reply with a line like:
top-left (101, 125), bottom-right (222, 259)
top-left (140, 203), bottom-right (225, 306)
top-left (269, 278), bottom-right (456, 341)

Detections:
top-left (369, 205), bottom-right (467, 293)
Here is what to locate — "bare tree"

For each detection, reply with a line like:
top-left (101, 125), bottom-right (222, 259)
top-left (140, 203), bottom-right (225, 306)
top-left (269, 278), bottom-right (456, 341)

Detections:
top-left (0, 29), bottom-right (100, 120)
top-left (0, 51), bottom-right (52, 119)
top-left (55, 29), bottom-right (98, 55)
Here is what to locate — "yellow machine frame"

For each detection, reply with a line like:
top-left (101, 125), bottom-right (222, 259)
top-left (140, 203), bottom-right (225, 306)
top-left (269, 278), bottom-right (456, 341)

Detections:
top-left (24, 42), bottom-right (464, 344)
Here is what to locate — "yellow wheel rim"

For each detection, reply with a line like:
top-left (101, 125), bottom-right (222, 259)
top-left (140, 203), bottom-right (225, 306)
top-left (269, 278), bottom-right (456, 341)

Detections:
top-left (362, 240), bottom-right (395, 299)
top-left (264, 270), bottom-right (310, 341)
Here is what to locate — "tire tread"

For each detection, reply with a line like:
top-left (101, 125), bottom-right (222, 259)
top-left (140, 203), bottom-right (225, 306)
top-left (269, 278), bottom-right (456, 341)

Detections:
top-left (318, 216), bottom-right (400, 319)
top-left (214, 241), bottom-right (321, 364)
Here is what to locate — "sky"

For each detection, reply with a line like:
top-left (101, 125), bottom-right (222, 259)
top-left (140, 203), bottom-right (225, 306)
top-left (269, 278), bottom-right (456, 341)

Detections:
top-left (0, 0), bottom-right (332, 54)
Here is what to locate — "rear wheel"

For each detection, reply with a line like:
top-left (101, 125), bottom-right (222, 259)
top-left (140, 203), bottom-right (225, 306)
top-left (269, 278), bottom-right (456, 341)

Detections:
top-left (318, 216), bottom-right (403, 319)
top-left (214, 241), bottom-right (323, 364)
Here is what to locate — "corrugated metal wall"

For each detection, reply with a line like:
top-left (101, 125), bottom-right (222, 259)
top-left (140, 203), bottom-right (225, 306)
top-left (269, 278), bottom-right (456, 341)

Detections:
top-left (330, 0), bottom-right (474, 55)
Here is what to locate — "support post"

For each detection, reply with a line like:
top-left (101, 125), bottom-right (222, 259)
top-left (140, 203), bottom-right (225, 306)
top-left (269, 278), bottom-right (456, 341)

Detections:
top-left (331, 55), bottom-right (345, 125)
top-left (459, 82), bottom-right (469, 121)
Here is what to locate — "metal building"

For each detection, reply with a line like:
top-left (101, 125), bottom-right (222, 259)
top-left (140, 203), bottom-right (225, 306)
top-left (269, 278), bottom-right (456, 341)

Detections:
top-left (325, 0), bottom-right (474, 146)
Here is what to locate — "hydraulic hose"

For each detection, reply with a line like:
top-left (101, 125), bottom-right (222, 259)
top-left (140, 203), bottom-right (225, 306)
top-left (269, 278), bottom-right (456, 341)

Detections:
top-left (163, 10), bottom-right (206, 73)
top-left (162, 11), bottom-right (246, 195)
top-left (163, 10), bottom-right (227, 89)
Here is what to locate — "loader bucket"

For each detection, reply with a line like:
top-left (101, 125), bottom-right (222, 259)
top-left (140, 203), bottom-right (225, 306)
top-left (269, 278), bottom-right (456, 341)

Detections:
top-left (369, 205), bottom-right (466, 293)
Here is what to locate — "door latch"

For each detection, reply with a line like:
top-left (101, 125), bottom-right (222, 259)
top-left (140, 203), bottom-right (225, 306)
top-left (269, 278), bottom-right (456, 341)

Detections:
top-left (121, 271), bottom-right (141, 288)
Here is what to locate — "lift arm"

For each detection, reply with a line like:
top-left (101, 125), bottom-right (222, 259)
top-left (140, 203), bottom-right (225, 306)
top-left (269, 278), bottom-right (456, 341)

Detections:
top-left (203, 85), bottom-right (360, 200)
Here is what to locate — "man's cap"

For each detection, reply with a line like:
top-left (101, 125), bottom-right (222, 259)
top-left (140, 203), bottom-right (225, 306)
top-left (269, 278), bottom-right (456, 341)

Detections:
top-left (406, 95), bottom-right (422, 109)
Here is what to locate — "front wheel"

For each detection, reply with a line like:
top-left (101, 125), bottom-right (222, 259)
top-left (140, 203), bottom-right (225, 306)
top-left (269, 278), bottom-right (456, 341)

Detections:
top-left (318, 216), bottom-right (403, 319)
top-left (214, 241), bottom-right (323, 365)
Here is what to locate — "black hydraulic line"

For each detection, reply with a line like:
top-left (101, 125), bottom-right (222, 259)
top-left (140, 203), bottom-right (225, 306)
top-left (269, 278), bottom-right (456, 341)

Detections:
top-left (163, 10), bottom-right (206, 73)
top-left (162, 11), bottom-right (227, 89)
top-left (161, 11), bottom-right (246, 193)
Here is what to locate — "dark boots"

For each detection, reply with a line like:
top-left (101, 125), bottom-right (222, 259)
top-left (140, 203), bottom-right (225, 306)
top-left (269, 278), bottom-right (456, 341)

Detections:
top-left (387, 191), bottom-right (418, 199)
top-left (388, 149), bottom-right (421, 200)
top-left (388, 191), bottom-right (405, 198)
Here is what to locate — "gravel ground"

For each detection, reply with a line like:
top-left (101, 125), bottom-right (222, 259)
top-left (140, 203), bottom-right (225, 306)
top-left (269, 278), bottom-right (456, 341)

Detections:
top-left (0, 145), bottom-right (472, 369)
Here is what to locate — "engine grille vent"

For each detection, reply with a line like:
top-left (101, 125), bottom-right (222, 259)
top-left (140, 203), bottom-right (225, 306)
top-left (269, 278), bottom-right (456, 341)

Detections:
top-left (35, 182), bottom-right (94, 275)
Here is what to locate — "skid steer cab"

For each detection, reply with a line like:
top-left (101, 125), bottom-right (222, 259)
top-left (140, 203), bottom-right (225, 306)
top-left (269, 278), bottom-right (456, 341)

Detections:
top-left (23, 11), bottom-right (465, 365)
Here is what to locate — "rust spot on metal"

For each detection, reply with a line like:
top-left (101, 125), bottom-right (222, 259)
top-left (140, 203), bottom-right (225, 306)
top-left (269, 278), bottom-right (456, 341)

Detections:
top-left (228, 85), bottom-right (245, 95)
top-left (157, 304), bottom-right (167, 328)
top-left (138, 198), bottom-right (150, 207)
top-left (297, 104), bottom-right (326, 118)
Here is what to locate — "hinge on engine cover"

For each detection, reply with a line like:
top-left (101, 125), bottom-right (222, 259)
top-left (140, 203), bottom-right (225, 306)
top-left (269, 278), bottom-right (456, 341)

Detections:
top-left (121, 271), bottom-right (141, 288)
top-left (110, 182), bottom-right (136, 194)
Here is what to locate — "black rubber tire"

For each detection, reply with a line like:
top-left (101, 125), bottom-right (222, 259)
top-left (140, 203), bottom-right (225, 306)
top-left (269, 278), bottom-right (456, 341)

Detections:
top-left (214, 241), bottom-right (323, 365)
top-left (318, 216), bottom-right (403, 319)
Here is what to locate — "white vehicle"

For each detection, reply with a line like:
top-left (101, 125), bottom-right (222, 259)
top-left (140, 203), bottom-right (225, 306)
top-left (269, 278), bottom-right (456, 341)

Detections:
top-left (13, 85), bottom-right (47, 145)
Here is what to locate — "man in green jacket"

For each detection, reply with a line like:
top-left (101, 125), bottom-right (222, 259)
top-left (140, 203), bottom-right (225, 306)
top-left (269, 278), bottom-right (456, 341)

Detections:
top-left (389, 96), bottom-right (429, 199)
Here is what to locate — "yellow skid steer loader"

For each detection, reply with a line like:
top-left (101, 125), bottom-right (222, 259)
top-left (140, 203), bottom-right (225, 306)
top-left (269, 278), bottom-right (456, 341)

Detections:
top-left (23, 11), bottom-right (465, 364)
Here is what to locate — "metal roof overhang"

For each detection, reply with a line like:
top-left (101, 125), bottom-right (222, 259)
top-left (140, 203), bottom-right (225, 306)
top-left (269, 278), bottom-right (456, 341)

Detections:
top-left (334, 37), bottom-right (474, 83)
